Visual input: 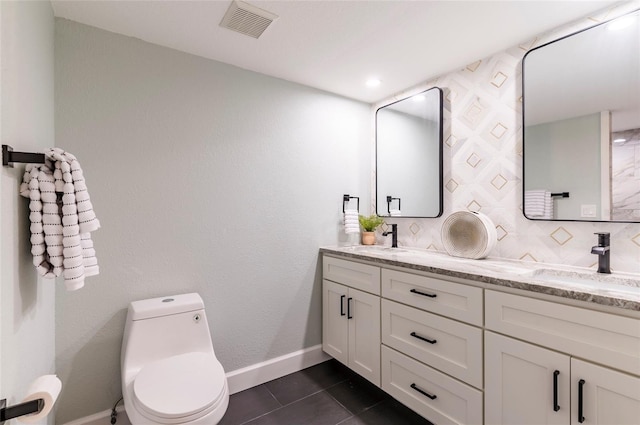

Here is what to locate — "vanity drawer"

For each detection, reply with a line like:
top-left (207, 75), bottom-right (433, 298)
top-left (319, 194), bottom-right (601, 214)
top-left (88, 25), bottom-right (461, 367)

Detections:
top-left (382, 299), bottom-right (483, 388)
top-left (382, 346), bottom-right (483, 425)
top-left (323, 256), bottom-right (380, 295)
top-left (486, 290), bottom-right (640, 375)
top-left (381, 269), bottom-right (483, 325)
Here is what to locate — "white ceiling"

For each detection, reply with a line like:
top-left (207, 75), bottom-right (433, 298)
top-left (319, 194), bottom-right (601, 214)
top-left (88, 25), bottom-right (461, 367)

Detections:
top-left (51, 0), bottom-right (623, 104)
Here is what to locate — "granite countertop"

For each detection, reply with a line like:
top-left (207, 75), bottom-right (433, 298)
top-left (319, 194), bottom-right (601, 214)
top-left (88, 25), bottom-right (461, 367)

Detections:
top-left (320, 245), bottom-right (640, 311)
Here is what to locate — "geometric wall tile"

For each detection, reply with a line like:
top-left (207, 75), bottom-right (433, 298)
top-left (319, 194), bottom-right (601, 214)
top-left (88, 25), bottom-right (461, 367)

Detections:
top-left (491, 71), bottom-right (508, 88)
top-left (496, 224), bottom-right (508, 241)
top-left (369, 5), bottom-right (640, 274)
top-left (445, 178), bottom-right (459, 193)
top-left (467, 153), bottom-right (481, 168)
top-left (550, 227), bottom-right (573, 246)
top-left (520, 253), bottom-right (538, 262)
top-left (491, 174), bottom-right (508, 190)
top-left (467, 200), bottom-right (482, 212)
top-left (466, 60), bottom-right (482, 72)
top-left (490, 122), bottom-right (508, 139)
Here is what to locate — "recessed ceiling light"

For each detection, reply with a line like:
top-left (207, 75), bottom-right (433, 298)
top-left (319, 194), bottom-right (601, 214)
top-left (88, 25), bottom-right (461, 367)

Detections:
top-left (613, 138), bottom-right (627, 144)
top-left (366, 78), bottom-right (381, 87)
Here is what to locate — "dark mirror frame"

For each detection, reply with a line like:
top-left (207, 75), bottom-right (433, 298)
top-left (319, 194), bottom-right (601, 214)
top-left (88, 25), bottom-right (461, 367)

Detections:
top-left (375, 87), bottom-right (444, 219)
top-left (522, 9), bottom-right (640, 223)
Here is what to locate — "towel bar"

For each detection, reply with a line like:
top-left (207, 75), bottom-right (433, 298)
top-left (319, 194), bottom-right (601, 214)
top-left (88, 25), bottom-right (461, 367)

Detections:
top-left (550, 192), bottom-right (570, 198)
top-left (2, 145), bottom-right (45, 168)
top-left (386, 196), bottom-right (401, 214)
top-left (342, 194), bottom-right (359, 213)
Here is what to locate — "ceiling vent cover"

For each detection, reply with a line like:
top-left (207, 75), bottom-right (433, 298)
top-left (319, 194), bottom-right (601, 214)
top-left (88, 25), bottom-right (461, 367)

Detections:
top-left (220, 1), bottom-right (278, 39)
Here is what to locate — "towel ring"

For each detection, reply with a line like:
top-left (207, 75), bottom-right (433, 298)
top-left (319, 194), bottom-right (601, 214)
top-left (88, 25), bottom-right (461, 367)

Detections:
top-left (342, 194), bottom-right (359, 213)
top-left (386, 196), bottom-right (401, 214)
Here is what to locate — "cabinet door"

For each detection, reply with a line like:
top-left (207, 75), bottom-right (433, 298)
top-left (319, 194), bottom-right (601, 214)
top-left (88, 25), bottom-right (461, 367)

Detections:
top-left (571, 359), bottom-right (640, 425)
top-left (485, 332), bottom-right (570, 425)
top-left (348, 287), bottom-right (381, 386)
top-left (322, 279), bottom-right (348, 365)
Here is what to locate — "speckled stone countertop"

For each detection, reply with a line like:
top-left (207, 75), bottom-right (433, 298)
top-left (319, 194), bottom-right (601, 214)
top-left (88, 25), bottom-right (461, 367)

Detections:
top-left (320, 245), bottom-right (640, 311)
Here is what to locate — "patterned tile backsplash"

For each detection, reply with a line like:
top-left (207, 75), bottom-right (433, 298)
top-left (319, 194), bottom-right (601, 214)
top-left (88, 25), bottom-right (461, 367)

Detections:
top-left (371, 2), bottom-right (640, 274)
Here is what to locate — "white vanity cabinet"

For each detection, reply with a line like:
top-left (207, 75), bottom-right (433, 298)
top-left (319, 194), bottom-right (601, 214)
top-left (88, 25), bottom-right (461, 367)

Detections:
top-left (380, 269), bottom-right (484, 424)
top-left (321, 250), bottom-right (640, 425)
top-left (322, 256), bottom-right (381, 386)
top-left (485, 290), bottom-right (640, 425)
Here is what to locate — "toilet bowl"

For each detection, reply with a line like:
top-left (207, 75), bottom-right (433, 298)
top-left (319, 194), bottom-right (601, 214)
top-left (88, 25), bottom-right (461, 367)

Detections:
top-left (121, 293), bottom-right (229, 424)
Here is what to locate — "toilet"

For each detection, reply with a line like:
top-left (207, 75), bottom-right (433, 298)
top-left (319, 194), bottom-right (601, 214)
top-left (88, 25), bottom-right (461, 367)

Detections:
top-left (121, 293), bottom-right (229, 424)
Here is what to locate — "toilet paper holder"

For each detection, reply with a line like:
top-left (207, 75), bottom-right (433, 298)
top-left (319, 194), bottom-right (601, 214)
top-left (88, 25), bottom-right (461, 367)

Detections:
top-left (0, 397), bottom-right (44, 424)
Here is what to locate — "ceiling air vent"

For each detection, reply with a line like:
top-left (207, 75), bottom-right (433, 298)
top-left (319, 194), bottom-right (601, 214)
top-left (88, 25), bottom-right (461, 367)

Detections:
top-left (220, 1), bottom-right (278, 39)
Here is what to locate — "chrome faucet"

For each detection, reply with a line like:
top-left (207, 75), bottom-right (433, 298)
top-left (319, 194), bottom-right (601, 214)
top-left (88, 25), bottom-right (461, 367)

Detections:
top-left (383, 224), bottom-right (398, 248)
top-left (591, 232), bottom-right (611, 274)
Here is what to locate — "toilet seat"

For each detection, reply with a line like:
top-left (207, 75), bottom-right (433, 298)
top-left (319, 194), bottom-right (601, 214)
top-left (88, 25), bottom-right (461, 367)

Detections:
top-left (133, 352), bottom-right (227, 424)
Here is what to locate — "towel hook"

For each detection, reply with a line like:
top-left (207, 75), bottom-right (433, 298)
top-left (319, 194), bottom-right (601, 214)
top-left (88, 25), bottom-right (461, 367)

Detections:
top-left (2, 145), bottom-right (45, 168)
top-left (342, 194), bottom-right (359, 213)
top-left (386, 196), bottom-right (401, 214)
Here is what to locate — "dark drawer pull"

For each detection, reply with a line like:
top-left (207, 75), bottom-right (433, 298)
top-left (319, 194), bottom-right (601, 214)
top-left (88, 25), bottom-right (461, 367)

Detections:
top-left (347, 297), bottom-right (353, 319)
top-left (410, 383), bottom-right (437, 400)
top-left (553, 370), bottom-right (560, 412)
top-left (410, 288), bottom-right (437, 298)
top-left (578, 379), bottom-right (585, 423)
top-left (410, 331), bottom-right (437, 344)
top-left (340, 295), bottom-right (346, 316)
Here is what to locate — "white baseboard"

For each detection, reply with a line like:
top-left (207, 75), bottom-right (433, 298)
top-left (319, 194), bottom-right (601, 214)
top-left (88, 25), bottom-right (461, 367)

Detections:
top-left (226, 344), bottom-right (331, 394)
top-left (62, 345), bottom-right (330, 424)
top-left (62, 405), bottom-right (129, 425)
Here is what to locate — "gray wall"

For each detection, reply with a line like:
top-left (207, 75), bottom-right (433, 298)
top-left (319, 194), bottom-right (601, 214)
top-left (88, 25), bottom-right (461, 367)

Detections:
top-left (0, 2), bottom-right (56, 425)
top-left (377, 109), bottom-right (440, 217)
top-left (525, 113), bottom-right (602, 219)
top-left (54, 19), bottom-right (370, 423)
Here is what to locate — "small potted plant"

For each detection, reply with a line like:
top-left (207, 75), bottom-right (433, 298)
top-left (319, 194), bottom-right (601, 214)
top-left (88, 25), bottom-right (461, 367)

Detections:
top-left (358, 214), bottom-right (384, 245)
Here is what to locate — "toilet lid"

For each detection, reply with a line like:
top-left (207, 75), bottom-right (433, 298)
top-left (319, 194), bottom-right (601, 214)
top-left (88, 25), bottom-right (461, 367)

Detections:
top-left (133, 352), bottom-right (226, 421)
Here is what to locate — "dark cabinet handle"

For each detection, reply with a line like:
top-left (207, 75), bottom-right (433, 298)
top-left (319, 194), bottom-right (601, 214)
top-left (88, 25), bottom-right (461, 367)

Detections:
top-left (410, 288), bottom-right (437, 298)
top-left (410, 383), bottom-right (437, 400)
top-left (578, 379), bottom-right (585, 423)
top-left (340, 295), bottom-right (346, 316)
top-left (347, 297), bottom-right (353, 319)
top-left (553, 370), bottom-right (560, 412)
top-left (410, 332), bottom-right (437, 344)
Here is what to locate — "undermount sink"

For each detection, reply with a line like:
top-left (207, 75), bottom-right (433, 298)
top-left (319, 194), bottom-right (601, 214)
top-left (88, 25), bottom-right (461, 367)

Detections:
top-left (528, 268), bottom-right (640, 294)
top-left (343, 245), bottom-right (408, 253)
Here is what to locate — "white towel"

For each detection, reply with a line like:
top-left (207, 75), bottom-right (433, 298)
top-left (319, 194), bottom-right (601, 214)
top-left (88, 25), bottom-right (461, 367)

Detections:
top-left (344, 209), bottom-right (360, 234)
top-left (389, 209), bottom-right (402, 217)
top-left (525, 190), bottom-right (553, 219)
top-left (20, 148), bottom-right (100, 290)
top-left (543, 192), bottom-right (554, 220)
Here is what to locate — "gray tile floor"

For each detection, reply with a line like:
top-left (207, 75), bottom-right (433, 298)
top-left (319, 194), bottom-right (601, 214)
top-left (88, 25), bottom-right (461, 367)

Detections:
top-left (219, 359), bottom-right (434, 425)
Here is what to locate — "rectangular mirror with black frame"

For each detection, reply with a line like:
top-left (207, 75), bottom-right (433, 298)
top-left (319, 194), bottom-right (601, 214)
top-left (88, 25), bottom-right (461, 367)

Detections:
top-left (376, 87), bottom-right (443, 218)
top-left (522, 9), bottom-right (640, 222)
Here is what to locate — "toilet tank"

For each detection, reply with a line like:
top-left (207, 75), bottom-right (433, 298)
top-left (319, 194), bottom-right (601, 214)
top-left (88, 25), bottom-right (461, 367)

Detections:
top-left (121, 293), bottom-right (215, 375)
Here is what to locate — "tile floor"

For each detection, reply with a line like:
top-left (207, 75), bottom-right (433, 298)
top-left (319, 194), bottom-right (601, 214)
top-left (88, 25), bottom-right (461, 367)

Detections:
top-left (219, 359), bottom-right (434, 425)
